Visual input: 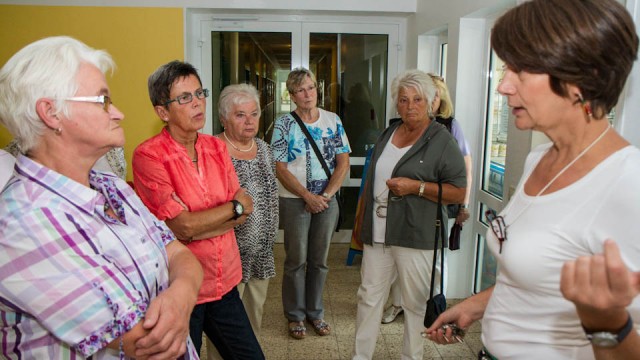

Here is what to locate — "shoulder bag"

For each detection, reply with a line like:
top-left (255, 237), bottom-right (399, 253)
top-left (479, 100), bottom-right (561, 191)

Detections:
top-left (424, 182), bottom-right (447, 328)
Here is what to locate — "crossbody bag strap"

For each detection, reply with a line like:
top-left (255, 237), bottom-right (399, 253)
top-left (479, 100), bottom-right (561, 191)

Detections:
top-left (429, 182), bottom-right (444, 299)
top-left (290, 111), bottom-right (332, 180)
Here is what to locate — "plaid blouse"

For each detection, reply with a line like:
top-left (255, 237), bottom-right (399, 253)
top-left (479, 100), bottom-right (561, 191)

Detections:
top-left (0, 155), bottom-right (198, 359)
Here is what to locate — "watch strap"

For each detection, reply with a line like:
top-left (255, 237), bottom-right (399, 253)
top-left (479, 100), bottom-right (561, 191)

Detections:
top-left (231, 200), bottom-right (242, 220)
top-left (584, 314), bottom-right (634, 347)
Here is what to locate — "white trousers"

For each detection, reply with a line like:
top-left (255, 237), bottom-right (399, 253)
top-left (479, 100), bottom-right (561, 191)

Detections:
top-left (206, 278), bottom-right (270, 360)
top-left (389, 251), bottom-right (448, 306)
top-left (353, 243), bottom-right (441, 360)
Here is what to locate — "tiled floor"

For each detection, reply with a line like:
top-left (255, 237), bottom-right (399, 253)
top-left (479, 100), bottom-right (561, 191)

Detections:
top-left (205, 243), bottom-right (482, 359)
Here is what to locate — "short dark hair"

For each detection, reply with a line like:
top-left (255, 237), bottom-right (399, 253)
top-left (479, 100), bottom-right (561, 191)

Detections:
top-left (491, 0), bottom-right (638, 119)
top-left (147, 60), bottom-right (203, 107)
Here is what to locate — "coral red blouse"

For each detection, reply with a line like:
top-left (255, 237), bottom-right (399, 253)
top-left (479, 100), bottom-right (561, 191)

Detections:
top-left (133, 127), bottom-right (242, 303)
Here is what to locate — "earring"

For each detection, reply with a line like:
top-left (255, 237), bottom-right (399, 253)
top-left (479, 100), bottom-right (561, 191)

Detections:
top-left (577, 93), bottom-right (592, 117)
top-left (54, 127), bottom-right (62, 135)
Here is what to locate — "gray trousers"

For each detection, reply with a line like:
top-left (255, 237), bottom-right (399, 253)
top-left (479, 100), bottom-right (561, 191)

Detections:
top-left (280, 196), bottom-right (339, 321)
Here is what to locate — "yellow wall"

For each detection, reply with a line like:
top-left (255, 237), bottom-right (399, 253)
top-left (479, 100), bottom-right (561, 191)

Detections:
top-left (0, 5), bottom-right (184, 180)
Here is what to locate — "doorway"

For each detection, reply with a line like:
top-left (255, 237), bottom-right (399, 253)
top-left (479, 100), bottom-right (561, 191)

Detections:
top-left (189, 14), bottom-right (403, 234)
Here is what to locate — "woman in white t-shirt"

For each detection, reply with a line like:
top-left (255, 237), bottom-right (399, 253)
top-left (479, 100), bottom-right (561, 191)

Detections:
top-left (425, 1), bottom-right (640, 359)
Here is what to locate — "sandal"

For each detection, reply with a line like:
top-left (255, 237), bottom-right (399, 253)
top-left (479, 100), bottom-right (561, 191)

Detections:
top-left (308, 319), bottom-right (331, 336)
top-left (288, 321), bottom-right (306, 339)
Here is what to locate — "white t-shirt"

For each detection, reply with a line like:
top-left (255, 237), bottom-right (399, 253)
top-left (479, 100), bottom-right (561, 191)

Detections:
top-left (271, 108), bottom-right (351, 198)
top-left (372, 133), bottom-right (412, 243)
top-left (0, 150), bottom-right (16, 188)
top-left (482, 144), bottom-right (640, 359)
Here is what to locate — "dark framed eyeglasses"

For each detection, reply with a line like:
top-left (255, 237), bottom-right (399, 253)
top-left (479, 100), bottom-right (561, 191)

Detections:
top-left (65, 95), bottom-right (112, 112)
top-left (485, 209), bottom-right (507, 254)
top-left (164, 88), bottom-right (209, 106)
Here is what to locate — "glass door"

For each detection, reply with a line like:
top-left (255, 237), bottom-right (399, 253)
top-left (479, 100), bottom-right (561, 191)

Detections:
top-left (198, 20), bottom-right (301, 136)
top-left (473, 50), bottom-right (506, 293)
top-left (196, 17), bottom-right (400, 232)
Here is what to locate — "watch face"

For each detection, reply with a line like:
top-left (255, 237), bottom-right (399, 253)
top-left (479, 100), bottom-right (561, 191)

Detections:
top-left (234, 202), bottom-right (244, 215)
top-left (589, 333), bottom-right (619, 348)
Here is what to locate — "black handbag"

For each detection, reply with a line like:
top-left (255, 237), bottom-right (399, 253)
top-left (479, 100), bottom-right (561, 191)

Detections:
top-left (290, 111), bottom-right (343, 231)
top-left (448, 223), bottom-right (462, 251)
top-left (424, 182), bottom-right (447, 328)
top-left (446, 203), bottom-right (460, 219)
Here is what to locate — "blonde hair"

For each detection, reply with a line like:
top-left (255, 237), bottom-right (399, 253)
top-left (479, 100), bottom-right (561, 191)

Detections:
top-left (429, 74), bottom-right (454, 118)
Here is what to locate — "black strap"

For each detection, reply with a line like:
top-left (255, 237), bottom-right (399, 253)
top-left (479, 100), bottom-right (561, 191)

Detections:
top-left (290, 111), bottom-right (332, 180)
top-left (429, 182), bottom-right (446, 299)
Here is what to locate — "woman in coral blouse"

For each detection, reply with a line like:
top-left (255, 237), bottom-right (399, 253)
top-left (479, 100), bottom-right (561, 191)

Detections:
top-left (133, 60), bottom-right (264, 359)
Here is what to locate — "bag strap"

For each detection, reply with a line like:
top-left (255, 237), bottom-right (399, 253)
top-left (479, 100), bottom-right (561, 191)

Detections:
top-left (290, 111), bottom-right (332, 180)
top-left (429, 182), bottom-right (446, 299)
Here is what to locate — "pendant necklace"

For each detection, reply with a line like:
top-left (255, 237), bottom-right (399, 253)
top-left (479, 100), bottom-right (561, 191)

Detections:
top-left (223, 131), bottom-right (255, 152)
top-left (505, 123), bottom-right (611, 228)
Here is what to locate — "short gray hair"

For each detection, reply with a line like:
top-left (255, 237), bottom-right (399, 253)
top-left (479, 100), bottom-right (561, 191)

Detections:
top-left (0, 36), bottom-right (114, 152)
top-left (218, 83), bottom-right (261, 121)
top-left (286, 67), bottom-right (317, 94)
top-left (391, 69), bottom-right (436, 117)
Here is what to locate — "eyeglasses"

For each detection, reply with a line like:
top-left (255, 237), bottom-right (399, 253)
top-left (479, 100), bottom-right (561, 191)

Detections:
top-left (485, 209), bottom-right (507, 253)
top-left (65, 95), bottom-right (112, 112)
top-left (164, 88), bottom-right (209, 106)
top-left (293, 84), bottom-right (316, 95)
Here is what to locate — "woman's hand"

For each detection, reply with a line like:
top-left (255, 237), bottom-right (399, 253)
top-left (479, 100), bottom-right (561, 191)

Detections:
top-left (456, 207), bottom-right (470, 224)
top-left (424, 288), bottom-right (492, 345)
top-left (303, 193), bottom-right (330, 214)
top-left (135, 241), bottom-right (201, 359)
top-left (386, 177), bottom-right (420, 197)
top-left (234, 188), bottom-right (254, 215)
top-left (134, 286), bottom-right (190, 359)
top-left (561, 239), bottom-right (640, 330)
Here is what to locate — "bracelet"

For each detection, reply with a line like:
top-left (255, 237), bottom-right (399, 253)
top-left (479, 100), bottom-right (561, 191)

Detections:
top-left (418, 182), bottom-right (425, 197)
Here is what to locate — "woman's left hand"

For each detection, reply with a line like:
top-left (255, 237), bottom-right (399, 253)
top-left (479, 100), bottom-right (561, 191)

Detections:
top-left (456, 208), bottom-right (470, 224)
top-left (560, 239), bottom-right (640, 329)
top-left (387, 177), bottom-right (420, 197)
top-left (135, 241), bottom-right (201, 359)
top-left (134, 285), bottom-right (191, 359)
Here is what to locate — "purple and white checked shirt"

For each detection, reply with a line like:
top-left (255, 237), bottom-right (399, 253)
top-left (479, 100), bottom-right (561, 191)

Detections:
top-left (0, 155), bottom-right (199, 359)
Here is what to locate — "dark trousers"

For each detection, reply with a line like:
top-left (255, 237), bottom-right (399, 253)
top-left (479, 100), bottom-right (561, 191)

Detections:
top-left (190, 287), bottom-right (264, 360)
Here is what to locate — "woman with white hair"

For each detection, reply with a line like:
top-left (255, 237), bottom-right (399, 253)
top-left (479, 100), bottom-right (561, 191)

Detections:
top-left (0, 36), bottom-right (202, 359)
top-left (216, 83), bottom-right (278, 336)
top-left (352, 69), bottom-right (466, 360)
top-left (205, 84), bottom-right (279, 360)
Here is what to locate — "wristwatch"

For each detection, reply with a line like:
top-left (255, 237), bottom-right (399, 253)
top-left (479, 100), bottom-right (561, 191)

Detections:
top-left (584, 315), bottom-right (634, 348)
top-left (322, 192), bottom-right (331, 199)
top-left (418, 182), bottom-right (425, 197)
top-left (231, 200), bottom-right (244, 220)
